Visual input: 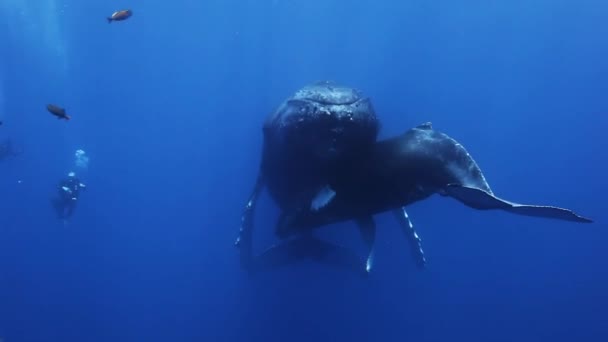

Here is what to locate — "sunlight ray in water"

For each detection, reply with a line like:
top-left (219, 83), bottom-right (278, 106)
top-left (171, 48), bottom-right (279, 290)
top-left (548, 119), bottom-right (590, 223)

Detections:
top-left (0, 0), bottom-right (69, 73)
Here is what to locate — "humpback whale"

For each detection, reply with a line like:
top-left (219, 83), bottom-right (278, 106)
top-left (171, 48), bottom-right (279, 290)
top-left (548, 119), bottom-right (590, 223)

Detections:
top-left (236, 82), bottom-right (416, 271)
top-left (260, 82), bottom-right (379, 212)
top-left (275, 123), bottom-right (593, 271)
top-left (237, 82), bottom-right (592, 275)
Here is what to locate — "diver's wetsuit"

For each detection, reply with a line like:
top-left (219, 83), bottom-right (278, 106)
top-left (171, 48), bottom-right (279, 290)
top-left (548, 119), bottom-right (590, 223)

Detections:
top-left (52, 175), bottom-right (85, 219)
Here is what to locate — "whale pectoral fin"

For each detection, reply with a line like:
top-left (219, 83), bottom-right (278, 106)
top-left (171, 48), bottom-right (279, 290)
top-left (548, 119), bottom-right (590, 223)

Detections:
top-left (356, 216), bottom-right (376, 274)
top-left (393, 208), bottom-right (426, 269)
top-left (445, 184), bottom-right (593, 223)
top-left (310, 185), bottom-right (336, 212)
top-left (236, 173), bottom-right (266, 270)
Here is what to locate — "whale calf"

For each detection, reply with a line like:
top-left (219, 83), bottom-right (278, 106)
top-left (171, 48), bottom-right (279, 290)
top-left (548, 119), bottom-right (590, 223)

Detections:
top-left (275, 123), bottom-right (593, 272)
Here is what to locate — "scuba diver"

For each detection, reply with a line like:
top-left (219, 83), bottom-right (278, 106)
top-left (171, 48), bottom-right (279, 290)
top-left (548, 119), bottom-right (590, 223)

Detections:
top-left (52, 171), bottom-right (86, 220)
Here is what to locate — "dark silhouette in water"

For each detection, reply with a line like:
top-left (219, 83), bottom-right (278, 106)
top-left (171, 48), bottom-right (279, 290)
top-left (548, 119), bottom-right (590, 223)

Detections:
top-left (273, 123), bottom-right (593, 271)
top-left (51, 172), bottom-right (86, 220)
top-left (249, 233), bottom-right (367, 276)
top-left (46, 104), bottom-right (71, 121)
top-left (107, 9), bottom-right (132, 23)
top-left (237, 84), bottom-right (593, 274)
top-left (236, 82), bottom-right (426, 273)
top-left (281, 123), bottom-right (593, 232)
top-left (0, 139), bottom-right (22, 161)
top-left (260, 82), bottom-right (379, 212)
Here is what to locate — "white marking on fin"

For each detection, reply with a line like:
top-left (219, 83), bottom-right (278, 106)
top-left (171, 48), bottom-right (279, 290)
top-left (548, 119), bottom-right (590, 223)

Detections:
top-left (310, 185), bottom-right (336, 212)
top-left (366, 253), bottom-right (374, 273)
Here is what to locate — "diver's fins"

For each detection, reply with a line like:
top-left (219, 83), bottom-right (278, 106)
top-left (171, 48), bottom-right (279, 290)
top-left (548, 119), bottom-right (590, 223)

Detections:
top-left (445, 184), bottom-right (593, 223)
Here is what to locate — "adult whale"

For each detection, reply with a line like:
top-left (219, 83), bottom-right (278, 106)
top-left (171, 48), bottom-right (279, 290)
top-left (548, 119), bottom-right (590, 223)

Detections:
top-left (277, 123), bottom-right (593, 272)
top-left (236, 82), bottom-right (409, 271)
top-left (237, 82), bottom-right (428, 272)
top-left (260, 82), bottom-right (379, 212)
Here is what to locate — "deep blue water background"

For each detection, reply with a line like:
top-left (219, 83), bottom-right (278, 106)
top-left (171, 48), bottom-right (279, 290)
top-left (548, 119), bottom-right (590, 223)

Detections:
top-left (1, 0), bottom-right (607, 341)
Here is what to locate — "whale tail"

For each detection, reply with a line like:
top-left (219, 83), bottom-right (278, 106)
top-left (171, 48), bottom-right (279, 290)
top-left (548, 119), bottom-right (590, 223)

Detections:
top-left (252, 233), bottom-right (366, 275)
top-left (445, 184), bottom-right (593, 223)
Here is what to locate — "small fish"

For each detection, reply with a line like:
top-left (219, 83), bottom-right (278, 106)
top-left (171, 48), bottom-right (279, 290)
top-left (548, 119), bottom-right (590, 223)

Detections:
top-left (107, 9), bottom-right (132, 23)
top-left (47, 104), bottom-right (71, 121)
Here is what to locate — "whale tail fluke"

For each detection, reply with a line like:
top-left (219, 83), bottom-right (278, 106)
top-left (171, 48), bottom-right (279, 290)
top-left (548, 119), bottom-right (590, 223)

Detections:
top-left (252, 234), bottom-right (366, 275)
top-left (445, 184), bottom-right (593, 223)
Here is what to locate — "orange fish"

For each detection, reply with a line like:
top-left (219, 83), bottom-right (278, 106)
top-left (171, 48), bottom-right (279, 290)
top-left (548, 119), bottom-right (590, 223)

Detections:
top-left (107, 9), bottom-right (132, 23)
top-left (47, 104), bottom-right (71, 121)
